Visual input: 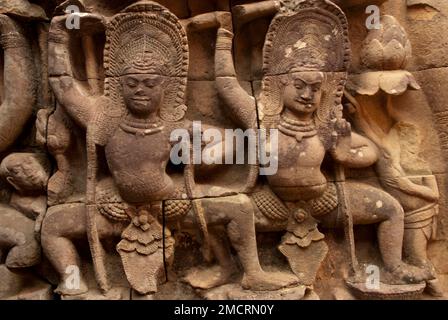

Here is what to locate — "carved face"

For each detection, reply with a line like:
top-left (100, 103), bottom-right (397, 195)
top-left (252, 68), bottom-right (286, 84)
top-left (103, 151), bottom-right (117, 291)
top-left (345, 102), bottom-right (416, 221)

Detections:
top-left (3, 157), bottom-right (48, 192)
top-left (121, 73), bottom-right (165, 117)
top-left (282, 71), bottom-right (324, 117)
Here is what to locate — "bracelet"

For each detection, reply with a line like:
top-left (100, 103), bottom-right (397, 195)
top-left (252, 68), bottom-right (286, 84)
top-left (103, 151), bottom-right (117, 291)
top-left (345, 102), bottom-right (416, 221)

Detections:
top-left (48, 32), bottom-right (69, 44)
top-left (216, 34), bottom-right (233, 51)
top-left (0, 33), bottom-right (27, 49)
top-left (216, 40), bottom-right (232, 51)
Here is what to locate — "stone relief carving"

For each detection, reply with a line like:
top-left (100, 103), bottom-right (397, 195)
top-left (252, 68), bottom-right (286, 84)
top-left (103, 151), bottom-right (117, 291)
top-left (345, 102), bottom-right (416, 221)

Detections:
top-left (346, 14), bottom-right (443, 297)
top-left (0, 0), bottom-right (447, 300)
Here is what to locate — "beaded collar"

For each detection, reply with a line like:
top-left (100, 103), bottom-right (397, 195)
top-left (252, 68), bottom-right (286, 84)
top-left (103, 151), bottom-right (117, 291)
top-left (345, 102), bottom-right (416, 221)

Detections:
top-left (278, 115), bottom-right (317, 142)
top-left (120, 116), bottom-right (164, 137)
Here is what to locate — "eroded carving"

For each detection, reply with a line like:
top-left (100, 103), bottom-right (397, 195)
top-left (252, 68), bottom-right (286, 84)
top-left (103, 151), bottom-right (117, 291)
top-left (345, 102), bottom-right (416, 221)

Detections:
top-left (0, 0), bottom-right (446, 301)
top-left (346, 15), bottom-right (443, 297)
top-left (215, 0), bottom-right (434, 299)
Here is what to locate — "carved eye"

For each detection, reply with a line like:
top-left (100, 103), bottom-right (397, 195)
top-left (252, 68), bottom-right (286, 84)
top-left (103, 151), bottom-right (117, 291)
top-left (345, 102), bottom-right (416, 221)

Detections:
top-left (126, 79), bottom-right (138, 88)
top-left (294, 80), bottom-right (305, 89)
top-left (143, 79), bottom-right (156, 88)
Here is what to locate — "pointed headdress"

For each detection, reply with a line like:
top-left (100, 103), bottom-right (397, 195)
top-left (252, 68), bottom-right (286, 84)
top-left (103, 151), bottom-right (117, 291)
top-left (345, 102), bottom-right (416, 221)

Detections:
top-left (104, 1), bottom-right (189, 122)
top-left (259, 0), bottom-right (351, 149)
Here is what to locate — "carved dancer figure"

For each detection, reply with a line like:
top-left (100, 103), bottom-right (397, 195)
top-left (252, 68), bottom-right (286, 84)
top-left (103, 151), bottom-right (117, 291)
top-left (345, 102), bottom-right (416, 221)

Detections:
top-left (0, 153), bottom-right (50, 269)
top-left (42, 1), bottom-right (297, 298)
top-left (346, 15), bottom-right (443, 296)
top-left (214, 0), bottom-right (432, 288)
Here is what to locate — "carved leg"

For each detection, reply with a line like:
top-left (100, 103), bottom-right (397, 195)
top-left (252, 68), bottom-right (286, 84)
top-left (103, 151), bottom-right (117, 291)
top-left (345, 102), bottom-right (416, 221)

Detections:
top-left (318, 183), bottom-right (432, 284)
top-left (41, 204), bottom-right (88, 296)
top-left (41, 203), bottom-right (127, 296)
top-left (0, 205), bottom-right (41, 268)
top-left (201, 194), bottom-right (298, 291)
top-left (45, 108), bottom-right (75, 205)
top-left (403, 224), bottom-right (444, 296)
top-left (209, 227), bottom-right (239, 277)
top-left (403, 227), bottom-right (431, 267)
top-left (183, 226), bottom-right (239, 290)
top-left (344, 183), bottom-right (433, 284)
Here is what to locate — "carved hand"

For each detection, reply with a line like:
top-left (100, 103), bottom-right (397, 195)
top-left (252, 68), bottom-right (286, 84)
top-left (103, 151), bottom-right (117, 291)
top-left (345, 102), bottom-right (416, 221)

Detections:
top-left (182, 11), bottom-right (232, 32)
top-left (330, 114), bottom-right (354, 163)
top-left (332, 117), bottom-right (352, 138)
top-left (232, 1), bottom-right (281, 28)
top-left (215, 12), bottom-right (233, 31)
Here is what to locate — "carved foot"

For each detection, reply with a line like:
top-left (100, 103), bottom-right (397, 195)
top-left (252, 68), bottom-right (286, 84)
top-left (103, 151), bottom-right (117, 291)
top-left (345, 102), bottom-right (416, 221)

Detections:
top-left (425, 279), bottom-right (446, 298)
top-left (389, 263), bottom-right (434, 284)
top-left (5, 241), bottom-right (41, 268)
top-left (241, 271), bottom-right (299, 291)
top-left (131, 289), bottom-right (155, 300)
top-left (55, 277), bottom-right (89, 297)
top-left (183, 264), bottom-right (238, 290)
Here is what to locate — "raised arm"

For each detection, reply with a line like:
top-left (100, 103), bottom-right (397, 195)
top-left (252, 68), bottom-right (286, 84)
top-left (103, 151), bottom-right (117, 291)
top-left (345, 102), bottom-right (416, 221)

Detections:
top-left (48, 14), bottom-right (104, 129)
top-left (232, 1), bottom-right (280, 29)
top-left (215, 28), bottom-right (257, 129)
top-left (0, 15), bottom-right (36, 152)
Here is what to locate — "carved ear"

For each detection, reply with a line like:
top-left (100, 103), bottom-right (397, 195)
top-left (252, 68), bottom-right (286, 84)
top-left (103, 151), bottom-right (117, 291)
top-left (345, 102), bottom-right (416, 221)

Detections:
top-left (280, 75), bottom-right (289, 86)
top-left (6, 176), bottom-right (20, 191)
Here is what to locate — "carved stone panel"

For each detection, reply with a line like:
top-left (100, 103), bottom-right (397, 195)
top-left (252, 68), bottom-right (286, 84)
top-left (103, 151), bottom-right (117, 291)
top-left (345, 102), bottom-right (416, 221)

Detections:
top-left (0, 0), bottom-right (447, 301)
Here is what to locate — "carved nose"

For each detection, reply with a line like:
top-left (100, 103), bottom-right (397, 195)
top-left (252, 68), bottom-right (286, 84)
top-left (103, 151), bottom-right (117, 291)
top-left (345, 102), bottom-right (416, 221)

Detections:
top-left (301, 87), bottom-right (312, 100)
top-left (135, 87), bottom-right (145, 95)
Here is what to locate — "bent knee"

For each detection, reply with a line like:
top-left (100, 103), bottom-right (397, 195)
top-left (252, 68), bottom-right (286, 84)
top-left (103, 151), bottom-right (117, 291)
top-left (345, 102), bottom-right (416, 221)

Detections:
top-left (236, 194), bottom-right (253, 210)
top-left (380, 195), bottom-right (404, 221)
top-left (41, 204), bottom-right (86, 238)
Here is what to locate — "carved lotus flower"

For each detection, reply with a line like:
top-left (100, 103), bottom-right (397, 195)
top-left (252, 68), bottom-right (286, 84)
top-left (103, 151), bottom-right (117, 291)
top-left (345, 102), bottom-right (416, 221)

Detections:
top-left (361, 15), bottom-right (412, 70)
top-left (347, 70), bottom-right (421, 96)
top-left (348, 15), bottom-right (420, 95)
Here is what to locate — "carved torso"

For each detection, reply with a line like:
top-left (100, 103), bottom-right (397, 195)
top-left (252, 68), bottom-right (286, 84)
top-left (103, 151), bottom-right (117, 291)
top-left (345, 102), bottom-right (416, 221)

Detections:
top-left (105, 126), bottom-right (174, 204)
top-left (267, 132), bottom-right (327, 201)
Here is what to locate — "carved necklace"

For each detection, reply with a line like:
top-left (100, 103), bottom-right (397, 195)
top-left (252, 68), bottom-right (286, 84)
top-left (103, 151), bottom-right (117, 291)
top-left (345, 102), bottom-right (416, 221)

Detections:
top-left (120, 117), bottom-right (164, 137)
top-left (278, 115), bottom-right (317, 142)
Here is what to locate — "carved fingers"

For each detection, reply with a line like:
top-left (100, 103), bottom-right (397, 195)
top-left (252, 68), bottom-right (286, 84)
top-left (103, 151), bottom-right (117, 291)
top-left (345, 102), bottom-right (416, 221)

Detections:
top-left (216, 27), bottom-right (234, 53)
top-left (215, 12), bottom-right (233, 31)
top-left (0, 14), bottom-right (24, 36)
top-left (332, 117), bottom-right (352, 137)
top-left (232, 1), bottom-right (280, 29)
top-left (49, 13), bottom-right (105, 37)
top-left (217, 27), bottom-right (234, 39)
top-left (330, 114), bottom-right (352, 161)
top-left (182, 11), bottom-right (232, 32)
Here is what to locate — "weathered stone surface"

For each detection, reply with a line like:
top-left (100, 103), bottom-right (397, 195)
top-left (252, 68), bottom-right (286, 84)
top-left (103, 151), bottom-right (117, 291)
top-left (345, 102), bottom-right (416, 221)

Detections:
top-left (335, 0), bottom-right (387, 8)
top-left (0, 0), bottom-right (47, 20)
top-left (0, 265), bottom-right (52, 300)
top-left (0, 0), bottom-right (447, 302)
top-left (406, 0), bottom-right (448, 70)
top-left (61, 287), bottom-right (131, 300)
top-left (346, 281), bottom-right (426, 300)
top-left (201, 283), bottom-right (308, 300)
